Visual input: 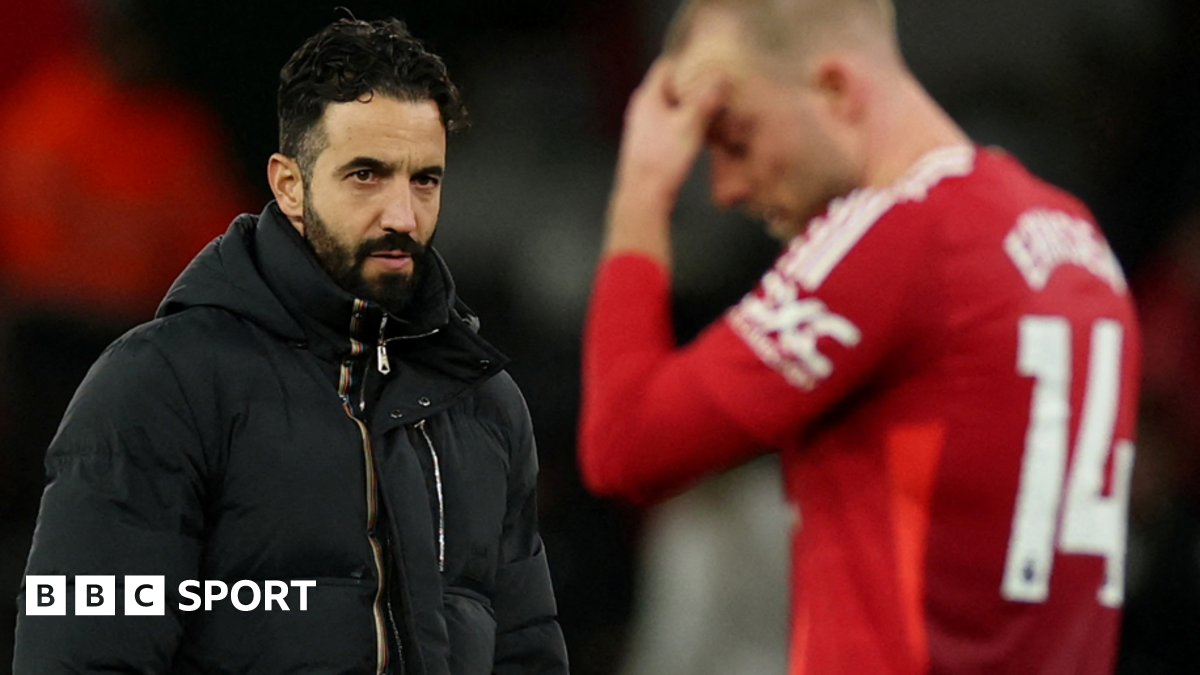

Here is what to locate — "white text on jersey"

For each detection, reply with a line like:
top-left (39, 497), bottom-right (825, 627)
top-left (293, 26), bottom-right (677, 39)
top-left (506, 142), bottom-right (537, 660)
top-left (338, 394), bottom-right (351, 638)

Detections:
top-left (1004, 209), bottom-right (1127, 293)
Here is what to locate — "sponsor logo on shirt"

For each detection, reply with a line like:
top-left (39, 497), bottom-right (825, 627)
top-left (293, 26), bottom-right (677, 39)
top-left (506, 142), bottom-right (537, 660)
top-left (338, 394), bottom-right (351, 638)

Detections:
top-left (1004, 209), bottom-right (1127, 293)
top-left (730, 270), bottom-right (862, 390)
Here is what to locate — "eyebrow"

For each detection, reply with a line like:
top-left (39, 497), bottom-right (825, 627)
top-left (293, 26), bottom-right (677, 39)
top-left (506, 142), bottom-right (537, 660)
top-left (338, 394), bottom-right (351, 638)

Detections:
top-left (335, 156), bottom-right (392, 176)
top-left (413, 165), bottom-right (445, 178)
top-left (334, 156), bottom-right (444, 178)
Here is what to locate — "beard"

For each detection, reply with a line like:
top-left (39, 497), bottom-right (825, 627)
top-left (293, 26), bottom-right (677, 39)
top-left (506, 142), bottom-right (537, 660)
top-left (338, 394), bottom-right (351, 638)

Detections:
top-left (301, 202), bottom-right (432, 316)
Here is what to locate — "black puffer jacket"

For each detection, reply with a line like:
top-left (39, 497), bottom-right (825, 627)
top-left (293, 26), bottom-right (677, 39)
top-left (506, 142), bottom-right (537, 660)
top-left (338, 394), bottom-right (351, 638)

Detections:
top-left (15, 204), bottom-right (569, 675)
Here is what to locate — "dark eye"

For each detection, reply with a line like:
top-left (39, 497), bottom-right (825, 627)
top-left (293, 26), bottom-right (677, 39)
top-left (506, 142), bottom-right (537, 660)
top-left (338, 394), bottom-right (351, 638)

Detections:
top-left (352, 169), bottom-right (374, 181)
top-left (722, 140), bottom-right (748, 159)
top-left (706, 109), bottom-right (750, 159)
top-left (414, 174), bottom-right (441, 188)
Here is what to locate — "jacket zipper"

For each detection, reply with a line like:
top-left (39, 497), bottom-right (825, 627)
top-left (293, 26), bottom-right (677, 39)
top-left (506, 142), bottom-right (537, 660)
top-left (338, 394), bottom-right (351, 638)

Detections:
top-left (342, 300), bottom-right (389, 675)
top-left (350, 306), bottom-right (442, 671)
top-left (377, 314), bottom-right (391, 375)
top-left (361, 315), bottom-right (390, 413)
top-left (415, 419), bottom-right (445, 572)
top-left (385, 589), bottom-right (405, 674)
top-left (368, 314), bottom-right (445, 572)
top-left (365, 317), bottom-right (439, 410)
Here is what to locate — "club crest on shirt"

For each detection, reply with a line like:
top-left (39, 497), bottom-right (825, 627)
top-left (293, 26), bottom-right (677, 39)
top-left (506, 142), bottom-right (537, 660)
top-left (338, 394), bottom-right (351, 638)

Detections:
top-left (729, 270), bottom-right (862, 390)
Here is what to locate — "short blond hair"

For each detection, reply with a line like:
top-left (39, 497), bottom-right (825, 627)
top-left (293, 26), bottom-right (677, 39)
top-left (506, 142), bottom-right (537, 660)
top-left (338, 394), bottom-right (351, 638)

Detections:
top-left (665, 0), bottom-right (897, 59)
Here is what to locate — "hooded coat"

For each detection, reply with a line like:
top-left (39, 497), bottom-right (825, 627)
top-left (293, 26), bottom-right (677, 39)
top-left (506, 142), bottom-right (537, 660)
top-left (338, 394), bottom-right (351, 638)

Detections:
top-left (14, 204), bottom-right (569, 675)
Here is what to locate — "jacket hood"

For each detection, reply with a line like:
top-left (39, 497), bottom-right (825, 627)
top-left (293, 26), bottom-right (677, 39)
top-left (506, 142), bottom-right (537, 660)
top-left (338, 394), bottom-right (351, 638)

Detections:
top-left (157, 202), bottom-right (471, 354)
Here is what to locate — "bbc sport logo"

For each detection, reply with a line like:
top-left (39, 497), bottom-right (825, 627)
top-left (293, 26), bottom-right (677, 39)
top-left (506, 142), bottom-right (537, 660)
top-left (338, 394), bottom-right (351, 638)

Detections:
top-left (26, 576), bottom-right (317, 616)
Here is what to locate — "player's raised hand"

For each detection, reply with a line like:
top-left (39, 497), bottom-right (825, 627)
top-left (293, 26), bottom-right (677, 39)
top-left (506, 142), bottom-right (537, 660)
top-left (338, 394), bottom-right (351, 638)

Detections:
top-left (613, 58), bottom-right (729, 215)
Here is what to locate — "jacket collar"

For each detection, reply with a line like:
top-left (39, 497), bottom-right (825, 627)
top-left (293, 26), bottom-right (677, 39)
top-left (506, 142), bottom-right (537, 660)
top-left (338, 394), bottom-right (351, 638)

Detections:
top-left (158, 202), bottom-right (511, 415)
top-left (255, 202), bottom-right (457, 362)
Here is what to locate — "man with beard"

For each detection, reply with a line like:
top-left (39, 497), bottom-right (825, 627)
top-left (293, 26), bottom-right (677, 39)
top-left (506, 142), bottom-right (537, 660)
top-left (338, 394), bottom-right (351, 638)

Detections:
top-left (15, 18), bottom-right (568, 675)
top-left (580, 0), bottom-right (1140, 673)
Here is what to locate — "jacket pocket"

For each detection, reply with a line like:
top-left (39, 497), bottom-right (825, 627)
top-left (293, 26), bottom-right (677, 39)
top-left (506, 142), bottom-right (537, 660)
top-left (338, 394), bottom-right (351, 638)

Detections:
top-left (443, 588), bottom-right (496, 675)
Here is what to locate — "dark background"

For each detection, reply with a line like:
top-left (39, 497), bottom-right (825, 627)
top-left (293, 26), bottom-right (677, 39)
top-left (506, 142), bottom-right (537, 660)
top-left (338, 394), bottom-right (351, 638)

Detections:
top-left (1, 0), bottom-right (1198, 673)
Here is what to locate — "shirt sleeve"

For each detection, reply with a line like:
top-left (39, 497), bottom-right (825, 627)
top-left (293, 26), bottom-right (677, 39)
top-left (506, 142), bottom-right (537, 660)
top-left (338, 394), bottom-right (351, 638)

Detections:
top-left (579, 207), bottom-right (927, 506)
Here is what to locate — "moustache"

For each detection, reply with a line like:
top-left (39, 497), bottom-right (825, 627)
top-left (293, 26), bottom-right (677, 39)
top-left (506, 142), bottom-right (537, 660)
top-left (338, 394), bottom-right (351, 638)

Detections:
top-left (356, 232), bottom-right (427, 260)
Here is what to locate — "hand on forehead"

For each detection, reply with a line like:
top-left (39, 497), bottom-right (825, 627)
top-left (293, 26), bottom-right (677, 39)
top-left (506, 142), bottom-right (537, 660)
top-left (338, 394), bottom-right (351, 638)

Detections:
top-left (663, 60), bottom-right (728, 109)
top-left (667, 8), bottom-right (752, 105)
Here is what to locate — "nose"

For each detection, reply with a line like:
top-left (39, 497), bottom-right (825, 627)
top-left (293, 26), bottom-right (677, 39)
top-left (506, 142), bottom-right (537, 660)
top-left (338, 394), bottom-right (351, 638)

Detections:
top-left (380, 183), bottom-right (418, 234)
top-left (708, 152), bottom-right (751, 209)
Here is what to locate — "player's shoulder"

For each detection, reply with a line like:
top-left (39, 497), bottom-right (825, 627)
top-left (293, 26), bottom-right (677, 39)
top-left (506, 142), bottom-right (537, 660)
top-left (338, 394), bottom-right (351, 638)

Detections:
top-left (963, 148), bottom-right (1102, 231)
top-left (966, 150), bottom-right (1129, 299)
top-left (889, 146), bottom-right (1125, 286)
top-left (923, 146), bottom-right (1095, 229)
top-left (763, 145), bottom-right (1120, 295)
top-left (770, 145), bottom-right (977, 291)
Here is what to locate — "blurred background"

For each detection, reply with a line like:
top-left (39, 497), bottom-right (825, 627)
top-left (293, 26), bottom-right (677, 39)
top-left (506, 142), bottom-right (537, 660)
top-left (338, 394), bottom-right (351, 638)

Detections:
top-left (1, 0), bottom-right (1197, 673)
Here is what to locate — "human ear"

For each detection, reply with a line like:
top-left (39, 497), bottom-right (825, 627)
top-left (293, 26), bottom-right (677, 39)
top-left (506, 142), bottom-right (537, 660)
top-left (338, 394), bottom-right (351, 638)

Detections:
top-left (813, 57), bottom-right (865, 126)
top-left (267, 153), bottom-right (306, 233)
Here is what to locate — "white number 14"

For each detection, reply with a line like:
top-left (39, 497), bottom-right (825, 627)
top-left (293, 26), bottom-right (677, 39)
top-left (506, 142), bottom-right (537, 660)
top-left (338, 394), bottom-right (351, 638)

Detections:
top-left (1001, 316), bottom-right (1135, 607)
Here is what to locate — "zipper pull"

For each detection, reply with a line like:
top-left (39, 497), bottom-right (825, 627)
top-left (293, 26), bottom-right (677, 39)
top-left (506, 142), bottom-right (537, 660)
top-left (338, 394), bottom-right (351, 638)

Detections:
top-left (377, 343), bottom-right (391, 375)
top-left (377, 315), bottom-right (391, 375)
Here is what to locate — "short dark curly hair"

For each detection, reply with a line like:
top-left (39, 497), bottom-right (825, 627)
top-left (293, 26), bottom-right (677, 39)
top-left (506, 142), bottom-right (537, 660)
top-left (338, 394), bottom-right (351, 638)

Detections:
top-left (277, 18), bottom-right (468, 180)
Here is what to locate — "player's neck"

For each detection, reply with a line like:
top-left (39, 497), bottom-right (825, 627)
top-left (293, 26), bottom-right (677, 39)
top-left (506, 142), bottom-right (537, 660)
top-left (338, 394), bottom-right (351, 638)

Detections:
top-left (861, 78), bottom-right (970, 190)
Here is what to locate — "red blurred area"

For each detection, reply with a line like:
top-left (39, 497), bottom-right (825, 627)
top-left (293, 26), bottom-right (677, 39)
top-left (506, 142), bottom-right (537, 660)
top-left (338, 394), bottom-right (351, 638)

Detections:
top-left (0, 7), bottom-right (250, 321)
top-left (1133, 215), bottom-right (1200, 499)
top-left (0, 7), bottom-right (253, 666)
top-left (0, 48), bottom-right (248, 318)
top-left (0, 0), bottom-right (83, 92)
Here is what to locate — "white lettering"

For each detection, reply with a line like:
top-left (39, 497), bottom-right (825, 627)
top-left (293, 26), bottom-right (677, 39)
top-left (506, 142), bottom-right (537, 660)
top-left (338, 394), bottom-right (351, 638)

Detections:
top-left (204, 580), bottom-right (228, 611)
top-left (290, 580), bottom-right (316, 611)
top-left (230, 580), bottom-right (261, 611)
top-left (264, 580), bottom-right (290, 611)
top-left (1004, 209), bottom-right (1126, 293)
top-left (24, 576), bottom-right (313, 613)
top-left (730, 270), bottom-right (861, 390)
top-left (178, 580), bottom-right (201, 612)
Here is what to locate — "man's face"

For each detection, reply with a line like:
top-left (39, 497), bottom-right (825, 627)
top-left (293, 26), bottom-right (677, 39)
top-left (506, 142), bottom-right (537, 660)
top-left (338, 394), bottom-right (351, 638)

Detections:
top-left (300, 96), bottom-right (446, 314)
top-left (673, 7), bottom-right (859, 240)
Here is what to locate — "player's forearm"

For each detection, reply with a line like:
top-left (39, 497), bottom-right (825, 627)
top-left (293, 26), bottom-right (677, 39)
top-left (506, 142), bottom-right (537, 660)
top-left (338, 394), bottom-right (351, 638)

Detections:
top-left (579, 254), bottom-right (674, 502)
top-left (601, 57), bottom-right (725, 265)
top-left (582, 58), bottom-right (746, 504)
top-left (580, 255), bottom-right (763, 505)
top-left (601, 182), bottom-right (674, 267)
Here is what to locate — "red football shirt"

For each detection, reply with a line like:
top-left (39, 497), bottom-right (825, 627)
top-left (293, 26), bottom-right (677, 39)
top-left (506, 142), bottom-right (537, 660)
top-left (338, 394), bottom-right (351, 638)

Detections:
top-left (580, 145), bottom-right (1141, 674)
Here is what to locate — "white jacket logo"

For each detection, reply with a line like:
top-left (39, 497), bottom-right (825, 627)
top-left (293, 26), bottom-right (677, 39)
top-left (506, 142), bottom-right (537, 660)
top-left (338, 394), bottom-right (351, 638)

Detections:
top-left (730, 270), bottom-right (862, 390)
